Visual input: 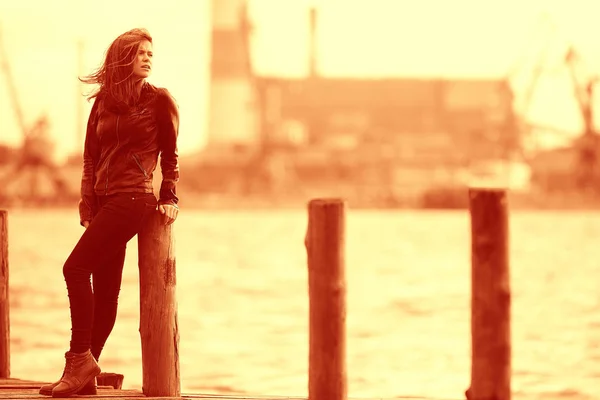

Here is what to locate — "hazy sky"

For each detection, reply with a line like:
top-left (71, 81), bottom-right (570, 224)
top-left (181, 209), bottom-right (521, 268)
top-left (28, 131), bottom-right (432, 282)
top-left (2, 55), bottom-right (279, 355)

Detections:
top-left (1, 0), bottom-right (599, 160)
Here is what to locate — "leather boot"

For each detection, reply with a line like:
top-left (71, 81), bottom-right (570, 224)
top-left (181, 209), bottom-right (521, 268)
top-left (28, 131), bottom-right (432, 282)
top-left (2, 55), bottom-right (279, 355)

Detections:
top-left (51, 350), bottom-right (101, 398)
top-left (39, 375), bottom-right (97, 396)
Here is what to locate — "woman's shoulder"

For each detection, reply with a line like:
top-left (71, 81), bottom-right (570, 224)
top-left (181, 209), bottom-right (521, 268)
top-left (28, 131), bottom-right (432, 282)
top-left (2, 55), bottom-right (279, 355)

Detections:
top-left (146, 83), bottom-right (177, 105)
top-left (145, 83), bottom-right (179, 119)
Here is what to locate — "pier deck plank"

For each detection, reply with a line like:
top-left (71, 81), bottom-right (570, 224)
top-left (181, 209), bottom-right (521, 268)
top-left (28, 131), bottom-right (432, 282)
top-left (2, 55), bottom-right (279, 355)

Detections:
top-left (1, 377), bottom-right (457, 400)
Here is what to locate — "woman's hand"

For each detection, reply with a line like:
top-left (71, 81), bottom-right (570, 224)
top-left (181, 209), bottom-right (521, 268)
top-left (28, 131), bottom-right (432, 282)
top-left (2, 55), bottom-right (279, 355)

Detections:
top-left (159, 204), bottom-right (179, 225)
top-left (83, 221), bottom-right (90, 229)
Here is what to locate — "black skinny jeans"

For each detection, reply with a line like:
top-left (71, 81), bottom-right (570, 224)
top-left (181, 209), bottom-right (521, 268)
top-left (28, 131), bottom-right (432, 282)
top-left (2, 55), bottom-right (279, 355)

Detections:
top-left (63, 192), bottom-right (158, 359)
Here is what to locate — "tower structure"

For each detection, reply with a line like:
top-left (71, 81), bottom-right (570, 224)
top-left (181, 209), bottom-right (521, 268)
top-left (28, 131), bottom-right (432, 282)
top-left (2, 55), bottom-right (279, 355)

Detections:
top-left (207, 0), bottom-right (259, 147)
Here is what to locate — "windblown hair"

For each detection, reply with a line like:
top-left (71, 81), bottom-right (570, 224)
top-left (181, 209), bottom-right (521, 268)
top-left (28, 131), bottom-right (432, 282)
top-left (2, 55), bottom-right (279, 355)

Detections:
top-left (79, 28), bottom-right (153, 106)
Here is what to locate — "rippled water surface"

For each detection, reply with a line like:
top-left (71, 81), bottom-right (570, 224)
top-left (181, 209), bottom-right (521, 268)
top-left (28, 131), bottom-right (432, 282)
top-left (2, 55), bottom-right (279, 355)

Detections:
top-left (5, 208), bottom-right (600, 399)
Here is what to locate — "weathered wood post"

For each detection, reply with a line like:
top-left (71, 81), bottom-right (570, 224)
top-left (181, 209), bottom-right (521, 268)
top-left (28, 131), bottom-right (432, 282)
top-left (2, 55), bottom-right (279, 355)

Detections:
top-left (0, 210), bottom-right (9, 379)
top-left (137, 210), bottom-right (180, 397)
top-left (96, 372), bottom-right (124, 390)
top-left (305, 199), bottom-right (347, 400)
top-left (466, 188), bottom-right (511, 400)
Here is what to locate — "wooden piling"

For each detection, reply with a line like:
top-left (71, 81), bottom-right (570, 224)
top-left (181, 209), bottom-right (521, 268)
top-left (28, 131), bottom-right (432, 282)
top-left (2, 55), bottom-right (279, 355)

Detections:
top-left (305, 199), bottom-right (347, 400)
top-left (466, 188), bottom-right (511, 400)
top-left (137, 211), bottom-right (180, 397)
top-left (0, 211), bottom-right (9, 379)
top-left (96, 372), bottom-right (124, 390)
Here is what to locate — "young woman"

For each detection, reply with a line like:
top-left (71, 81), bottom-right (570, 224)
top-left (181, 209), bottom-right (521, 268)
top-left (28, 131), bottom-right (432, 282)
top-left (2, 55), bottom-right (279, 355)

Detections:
top-left (39, 27), bottom-right (180, 397)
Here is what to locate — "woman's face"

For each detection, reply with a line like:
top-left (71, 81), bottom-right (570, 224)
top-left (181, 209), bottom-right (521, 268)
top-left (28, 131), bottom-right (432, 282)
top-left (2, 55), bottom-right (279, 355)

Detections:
top-left (132, 40), bottom-right (153, 79)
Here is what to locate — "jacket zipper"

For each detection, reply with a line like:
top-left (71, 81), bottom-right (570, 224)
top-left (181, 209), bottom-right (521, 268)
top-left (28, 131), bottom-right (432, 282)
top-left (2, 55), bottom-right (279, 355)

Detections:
top-left (133, 153), bottom-right (149, 178)
top-left (104, 115), bottom-right (120, 194)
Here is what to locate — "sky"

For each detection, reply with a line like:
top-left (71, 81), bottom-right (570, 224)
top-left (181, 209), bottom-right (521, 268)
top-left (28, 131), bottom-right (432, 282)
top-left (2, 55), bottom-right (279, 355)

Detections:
top-left (1, 0), bottom-right (600, 161)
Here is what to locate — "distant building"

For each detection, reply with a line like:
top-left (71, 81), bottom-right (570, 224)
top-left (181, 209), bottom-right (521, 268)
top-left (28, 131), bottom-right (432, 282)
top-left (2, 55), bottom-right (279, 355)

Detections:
top-left (254, 76), bottom-right (519, 165)
top-left (208, 0), bottom-right (260, 148)
top-left (208, 0), bottom-right (520, 169)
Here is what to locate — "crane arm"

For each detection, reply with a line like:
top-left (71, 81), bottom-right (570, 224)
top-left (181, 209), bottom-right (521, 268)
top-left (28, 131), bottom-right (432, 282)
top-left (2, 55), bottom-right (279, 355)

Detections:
top-left (564, 46), bottom-right (594, 133)
top-left (0, 22), bottom-right (28, 137)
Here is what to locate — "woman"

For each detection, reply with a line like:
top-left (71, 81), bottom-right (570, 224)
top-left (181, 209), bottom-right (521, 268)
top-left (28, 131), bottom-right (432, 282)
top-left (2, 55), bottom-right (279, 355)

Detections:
top-left (39, 28), bottom-right (180, 398)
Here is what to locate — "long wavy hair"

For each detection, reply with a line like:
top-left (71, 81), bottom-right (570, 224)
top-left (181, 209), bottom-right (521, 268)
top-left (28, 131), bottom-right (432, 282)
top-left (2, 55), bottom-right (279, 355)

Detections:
top-left (79, 28), bottom-right (153, 106)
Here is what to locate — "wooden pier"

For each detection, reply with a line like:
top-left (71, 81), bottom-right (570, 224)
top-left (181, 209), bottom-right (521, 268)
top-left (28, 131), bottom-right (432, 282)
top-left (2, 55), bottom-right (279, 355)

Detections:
top-left (0, 191), bottom-right (511, 400)
top-left (0, 377), bottom-right (296, 399)
top-left (0, 377), bottom-right (461, 400)
top-left (1, 377), bottom-right (149, 399)
top-left (0, 377), bottom-right (312, 399)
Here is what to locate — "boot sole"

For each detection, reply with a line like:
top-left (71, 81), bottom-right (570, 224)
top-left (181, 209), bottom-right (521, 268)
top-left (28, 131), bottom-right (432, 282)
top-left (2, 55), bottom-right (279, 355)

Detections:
top-left (40, 386), bottom-right (97, 396)
top-left (78, 386), bottom-right (97, 396)
top-left (39, 387), bottom-right (54, 396)
top-left (51, 365), bottom-right (101, 398)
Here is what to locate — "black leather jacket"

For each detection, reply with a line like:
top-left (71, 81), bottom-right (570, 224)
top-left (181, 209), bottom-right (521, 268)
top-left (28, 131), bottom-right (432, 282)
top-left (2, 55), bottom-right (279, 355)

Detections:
top-left (78, 82), bottom-right (180, 225)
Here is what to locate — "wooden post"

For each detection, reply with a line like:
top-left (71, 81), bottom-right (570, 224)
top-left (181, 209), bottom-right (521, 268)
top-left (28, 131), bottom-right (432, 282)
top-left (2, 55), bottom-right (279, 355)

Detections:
top-left (0, 210), bottom-right (8, 379)
top-left (466, 188), bottom-right (511, 400)
top-left (96, 372), bottom-right (124, 390)
top-left (137, 211), bottom-right (180, 397)
top-left (305, 199), bottom-right (347, 400)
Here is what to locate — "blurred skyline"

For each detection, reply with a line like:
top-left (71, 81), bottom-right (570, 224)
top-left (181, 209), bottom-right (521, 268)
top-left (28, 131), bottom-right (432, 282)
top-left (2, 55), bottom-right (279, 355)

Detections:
top-left (1, 0), bottom-right (600, 161)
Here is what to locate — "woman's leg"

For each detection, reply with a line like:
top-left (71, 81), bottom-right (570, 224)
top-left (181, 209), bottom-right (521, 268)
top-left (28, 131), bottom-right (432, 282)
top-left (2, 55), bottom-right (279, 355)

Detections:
top-left (63, 195), bottom-right (145, 354)
top-left (90, 243), bottom-right (127, 361)
top-left (54, 193), bottom-right (156, 397)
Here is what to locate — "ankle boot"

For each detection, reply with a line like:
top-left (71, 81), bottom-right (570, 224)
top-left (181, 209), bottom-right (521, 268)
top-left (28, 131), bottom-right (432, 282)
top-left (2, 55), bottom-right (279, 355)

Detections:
top-left (51, 350), bottom-right (101, 398)
top-left (79, 376), bottom-right (98, 395)
top-left (39, 375), bottom-right (97, 396)
top-left (39, 372), bottom-right (64, 397)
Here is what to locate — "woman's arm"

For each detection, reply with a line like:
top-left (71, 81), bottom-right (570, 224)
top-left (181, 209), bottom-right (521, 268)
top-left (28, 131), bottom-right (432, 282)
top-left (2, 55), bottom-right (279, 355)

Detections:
top-left (78, 98), bottom-right (100, 226)
top-left (156, 88), bottom-right (180, 206)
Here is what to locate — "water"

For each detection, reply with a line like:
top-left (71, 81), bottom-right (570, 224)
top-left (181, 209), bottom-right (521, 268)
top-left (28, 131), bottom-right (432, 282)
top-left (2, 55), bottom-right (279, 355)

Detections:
top-left (4, 208), bottom-right (600, 399)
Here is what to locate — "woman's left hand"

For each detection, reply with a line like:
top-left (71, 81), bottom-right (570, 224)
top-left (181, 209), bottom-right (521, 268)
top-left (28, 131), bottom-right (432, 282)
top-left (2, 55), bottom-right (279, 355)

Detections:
top-left (159, 204), bottom-right (179, 225)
